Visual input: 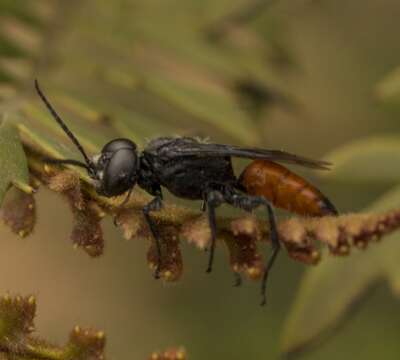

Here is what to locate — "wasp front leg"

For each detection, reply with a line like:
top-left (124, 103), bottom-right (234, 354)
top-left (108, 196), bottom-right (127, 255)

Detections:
top-left (143, 193), bottom-right (163, 279)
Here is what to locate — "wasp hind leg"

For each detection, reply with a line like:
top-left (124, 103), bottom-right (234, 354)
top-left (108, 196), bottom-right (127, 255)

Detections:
top-left (204, 190), bottom-right (224, 273)
top-left (203, 188), bottom-right (251, 289)
top-left (226, 190), bottom-right (280, 306)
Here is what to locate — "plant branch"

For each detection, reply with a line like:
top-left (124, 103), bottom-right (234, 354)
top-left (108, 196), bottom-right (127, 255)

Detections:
top-left (10, 151), bottom-right (400, 282)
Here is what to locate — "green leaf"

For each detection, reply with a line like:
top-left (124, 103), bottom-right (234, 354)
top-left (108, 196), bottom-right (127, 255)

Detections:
top-left (280, 185), bottom-right (400, 357)
top-left (323, 135), bottom-right (400, 183)
top-left (0, 0), bottom-right (289, 170)
top-left (146, 75), bottom-right (259, 144)
top-left (377, 66), bottom-right (400, 105)
top-left (0, 118), bottom-right (31, 205)
top-left (0, 1), bottom-right (45, 88)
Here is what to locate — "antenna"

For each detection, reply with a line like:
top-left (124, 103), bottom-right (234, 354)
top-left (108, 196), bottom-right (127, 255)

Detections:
top-left (34, 79), bottom-right (94, 169)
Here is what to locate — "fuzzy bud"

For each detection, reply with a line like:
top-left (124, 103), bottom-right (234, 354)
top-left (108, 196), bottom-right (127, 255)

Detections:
top-left (71, 202), bottom-right (104, 257)
top-left (67, 326), bottom-right (106, 360)
top-left (180, 216), bottom-right (211, 250)
top-left (225, 216), bottom-right (264, 280)
top-left (1, 188), bottom-right (36, 238)
top-left (149, 347), bottom-right (186, 360)
top-left (147, 225), bottom-right (182, 281)
top-left (0, 294), bottom-right (36, 340)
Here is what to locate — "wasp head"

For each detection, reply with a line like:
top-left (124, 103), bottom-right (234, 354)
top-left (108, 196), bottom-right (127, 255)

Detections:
top-left (92, 138), bottom-right (139, 197)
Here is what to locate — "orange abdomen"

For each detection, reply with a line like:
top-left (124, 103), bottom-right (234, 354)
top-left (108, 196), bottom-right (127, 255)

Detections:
top-left (240, 160), bottom-right (337, 217)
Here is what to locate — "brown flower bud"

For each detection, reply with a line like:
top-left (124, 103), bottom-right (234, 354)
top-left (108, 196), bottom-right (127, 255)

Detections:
top-left (147, 225), bottom-right (182, 281)
top-left (1, 188), bottom-right (36, 238)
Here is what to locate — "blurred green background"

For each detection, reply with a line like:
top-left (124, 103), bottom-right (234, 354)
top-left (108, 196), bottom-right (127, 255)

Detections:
top-left (1, 0), bottom-right (400, 359)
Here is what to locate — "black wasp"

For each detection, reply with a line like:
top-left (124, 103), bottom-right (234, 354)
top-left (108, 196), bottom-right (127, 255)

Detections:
top-left (34, 80), bottom-right (332, 305)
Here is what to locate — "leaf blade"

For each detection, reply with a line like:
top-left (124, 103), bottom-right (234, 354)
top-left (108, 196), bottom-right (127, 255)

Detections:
top-left (324, 136), bottom-right (400, 183)
top-left (0, 117), bottom-right (31, 205)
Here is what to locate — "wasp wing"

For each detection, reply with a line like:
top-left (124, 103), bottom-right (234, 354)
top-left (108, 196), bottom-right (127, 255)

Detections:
top-left (152, 138), bottom-right (331, 170)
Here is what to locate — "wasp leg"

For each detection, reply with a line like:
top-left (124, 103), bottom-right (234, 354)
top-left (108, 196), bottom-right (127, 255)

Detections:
top-left (261, 203), bottom-right (280, 306)
top-left (226, 191), bottom-right (280, 306)
top-left (120, 186), bottom-right (134, 208)
top-left (143, 195), bottom-right (163, 279)
top-left (113, 187), bottom-right (135, 227)
top-left (204, 190), bottom-right (224, 273)
top-left (205, 189), bottom-right (244, 286)
top-left (233, 272), bottom-right (242, 287)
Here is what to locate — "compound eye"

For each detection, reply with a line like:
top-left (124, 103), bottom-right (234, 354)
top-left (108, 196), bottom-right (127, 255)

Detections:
top-left (102, 138), bottom-right (136, 154)
top-left (101, 148), bottom-right (138, 197)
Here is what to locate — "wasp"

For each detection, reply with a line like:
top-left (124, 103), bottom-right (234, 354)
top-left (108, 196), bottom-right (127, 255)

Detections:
top-left (34, 80), bottom-right (337, 305)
